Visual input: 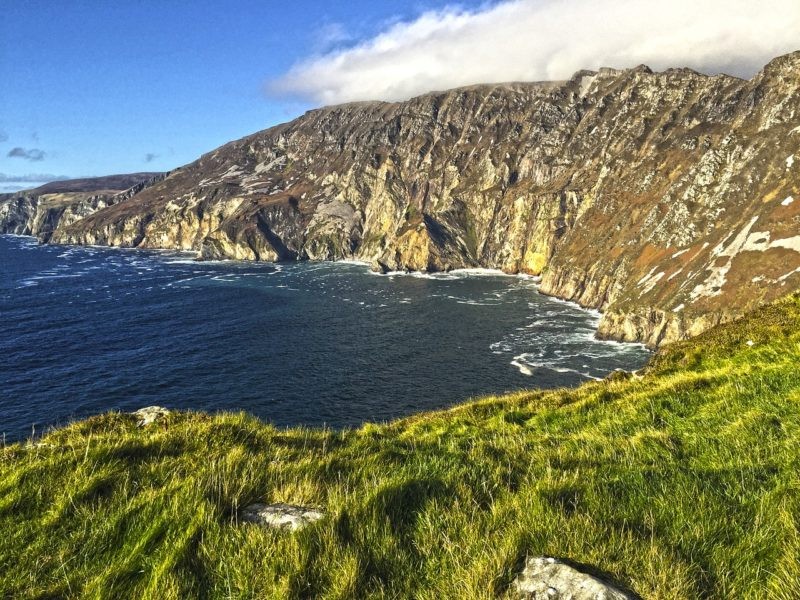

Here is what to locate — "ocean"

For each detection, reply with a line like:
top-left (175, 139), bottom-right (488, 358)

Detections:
top-left (0, 234), bottom-right (649, 441)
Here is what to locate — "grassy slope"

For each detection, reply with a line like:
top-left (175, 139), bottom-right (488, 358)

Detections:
top-left (2, 298), bottom-right (800, 599)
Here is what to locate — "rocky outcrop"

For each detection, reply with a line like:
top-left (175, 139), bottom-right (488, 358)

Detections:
top-left (7, 53), bottom-right (800, 346)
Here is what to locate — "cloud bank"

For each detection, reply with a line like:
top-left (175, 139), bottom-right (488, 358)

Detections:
top-left (7, 147), bottom-right (46, 161)
top-left (269, 0), bottom-right (800, 105)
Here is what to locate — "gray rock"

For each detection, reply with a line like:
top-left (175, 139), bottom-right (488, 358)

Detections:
top-left (130, 406), bottom-right (170, 427)
top-left (513, 557), bottom-right (634, 600)
top-left (239, 502), bottom-right (324, 531)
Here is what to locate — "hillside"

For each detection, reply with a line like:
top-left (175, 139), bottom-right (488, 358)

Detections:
top-left (3, 54), bottom-right (800, 346)
top-left (2, 294), bottom-right (799, 598)
top-left (0, 173), bottom-right (165, 242)
top-left (23, 173), bottom-right (163, 195)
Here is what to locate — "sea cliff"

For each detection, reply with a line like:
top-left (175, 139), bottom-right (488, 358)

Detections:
top-left (4, 52), bottom-right (800, 346)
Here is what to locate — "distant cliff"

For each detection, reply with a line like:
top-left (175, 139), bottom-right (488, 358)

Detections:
top-left (4, 52), bottom-right (800, 347)
top-left (0, 173), bottom-right (164, 242)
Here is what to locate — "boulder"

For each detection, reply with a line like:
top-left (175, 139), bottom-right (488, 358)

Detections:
top-left (130, 406), bottom-right (170, 427)
top-left (513, 556), bottom-right (634, 599)
top-left (239, 503), bottom-right (324, 531)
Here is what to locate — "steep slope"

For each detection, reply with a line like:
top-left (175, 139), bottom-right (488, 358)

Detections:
top-left (0, 173), bottom-right (165, 242)
top-left (22, 173), bottom-right (163, 195)
top-left (2, 294), bottom-right (799, 598)
top-left (31, 52), bottom-right (800, 345)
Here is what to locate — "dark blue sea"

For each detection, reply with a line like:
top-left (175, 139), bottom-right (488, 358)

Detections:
top-left (0, 234), bottom-right (649, 441)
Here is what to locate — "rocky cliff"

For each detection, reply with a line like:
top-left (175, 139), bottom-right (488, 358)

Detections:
top-left (0, 173), bottom-right (165, 242)
top-left (5, 52), bottom-right (800, 347)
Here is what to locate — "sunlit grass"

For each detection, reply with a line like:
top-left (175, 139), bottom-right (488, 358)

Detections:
top-left (2, 296), bottom-right (800, 598)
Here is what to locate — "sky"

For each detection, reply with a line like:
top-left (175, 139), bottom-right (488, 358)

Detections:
top-left (1, 0), bottom-right (798, 191)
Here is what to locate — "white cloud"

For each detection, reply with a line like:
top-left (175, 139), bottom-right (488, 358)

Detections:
top-left (312, 22), bottom-right (355, 52)
top-left (269, 0), bottom-right (800, 105)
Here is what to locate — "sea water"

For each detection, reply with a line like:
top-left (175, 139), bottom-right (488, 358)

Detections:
top-left (0, 235), bottom-right (649, 441)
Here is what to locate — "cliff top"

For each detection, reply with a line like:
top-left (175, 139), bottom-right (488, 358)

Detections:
top-left (19, 172), bottom-right (164, 196)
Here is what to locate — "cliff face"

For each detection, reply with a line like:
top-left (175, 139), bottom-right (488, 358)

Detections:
top-left (0, 173), bottom-right (165, 242)
top-left (6, 52), bottom-right (800, 346)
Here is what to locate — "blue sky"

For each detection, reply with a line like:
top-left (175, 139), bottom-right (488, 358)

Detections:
top-left (1, 0), bottom-right (796, 191)
top-left (0, 0), bottom-right (488, 189)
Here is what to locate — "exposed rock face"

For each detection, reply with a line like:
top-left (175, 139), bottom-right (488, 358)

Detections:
top-left (0, 173), bottom-right (165, 243)
top-left (239, 503), bottom-right (324, 530)
top-left (6, 52), bottom-right (800, 346)
top-left (512, 556), bottom-right (634, 600)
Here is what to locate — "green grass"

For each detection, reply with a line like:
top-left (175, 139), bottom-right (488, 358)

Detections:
top-left (3, 297), bottom-right (800, 599)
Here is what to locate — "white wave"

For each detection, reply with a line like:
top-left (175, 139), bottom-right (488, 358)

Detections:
top-left (590, 337), bottom-right (649, 350)
top-left (456, 299), bottom-right (501, 306)
top-left (448, 268), bottom-right (507, 276)
top-left (510, 359), bottom-right (534, 376)
top-left (373, 267), bottom-right (537, 282)
top-left (23, 273), bottom-right (83, 282)
top-left (536, 291), bottom-right (600, 314)
top-left (161, 258), bottom-right (205, 265)
top-left (511, 353), bottom-right (601, 380)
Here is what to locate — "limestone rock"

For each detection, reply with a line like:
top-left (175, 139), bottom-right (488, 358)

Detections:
top-left (239, 503), bottom-right (324, 531)
top-left (131, 406), bottom-right (170, 427)
top-left (513, 557), bottom-right (634, 600)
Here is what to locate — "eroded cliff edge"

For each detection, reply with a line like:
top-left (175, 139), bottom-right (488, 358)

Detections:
top-left (4, 52), bottom-right (800, 347)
